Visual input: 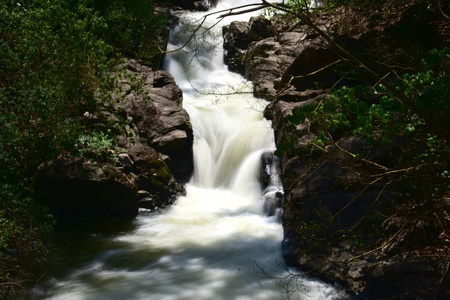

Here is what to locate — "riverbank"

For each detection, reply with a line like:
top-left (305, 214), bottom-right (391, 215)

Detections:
top-left (223, 1), bottom-right (449, 298)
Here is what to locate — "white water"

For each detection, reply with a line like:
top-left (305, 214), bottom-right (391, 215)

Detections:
top-left (34, 1), bottom-right (346, 299)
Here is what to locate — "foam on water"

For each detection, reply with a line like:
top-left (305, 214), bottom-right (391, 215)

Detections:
top-left (34, 1), bottom-right (347, 299)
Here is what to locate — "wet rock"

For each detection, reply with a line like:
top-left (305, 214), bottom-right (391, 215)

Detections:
top-left (223, 21), bottom-right (251, 74)
top-left (259, 152), bottom-right (284, 218)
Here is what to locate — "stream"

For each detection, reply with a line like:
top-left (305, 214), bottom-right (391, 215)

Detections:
top-left (32, 1), bottom-right (347, 299)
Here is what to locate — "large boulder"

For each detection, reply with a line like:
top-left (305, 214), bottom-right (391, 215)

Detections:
top-left (223, 16), bottom-right (277, 74)
top-left (280, 37), bottom-right (343, 90)
top-left (223, 21), bottom-right (251, 74)
top-left (259, 152), bottom-right (284, 218)
top-left (36, 158), bottom-right (138, 217)
top-left (244, 30), bottom-right (307, 98)
top-left (127, 142), bottom-right (184, 209)
top-left (264, 89), bottom-right (329, 145)
top-left (118, 60), bottom-right (194, 182)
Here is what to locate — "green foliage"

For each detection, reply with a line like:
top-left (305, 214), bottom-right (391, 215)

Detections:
top-left (0, 183), bottom-right (55, 297)
top-left (77, 130), bottom-right (118, 161)
top-left (1, 0), bottom-right (117, 177)
top-left (0, 0), bottom-right (116, 292)
top-left (279, 48), bottom-right (449, 255)
top-left (87, 0), bottom-right (167, 67)
top-left (0, 0), bottom-right (166, 294)
top-left (282, 48), bottom-right (449, 152)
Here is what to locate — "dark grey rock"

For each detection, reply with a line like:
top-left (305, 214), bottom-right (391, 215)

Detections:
top-left (36, 158), bottom-right (138, 217)
top-left (229, 13), bottom-right (450, 299)
top-left (117, 60), bottom-right (194, 182)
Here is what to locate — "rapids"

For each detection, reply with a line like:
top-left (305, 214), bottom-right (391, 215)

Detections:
top-left (33, 1), bottom-right (347, 299)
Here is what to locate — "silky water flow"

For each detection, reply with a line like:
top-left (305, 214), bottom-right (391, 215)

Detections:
top-left (33, 1), bottom-right (347, 299)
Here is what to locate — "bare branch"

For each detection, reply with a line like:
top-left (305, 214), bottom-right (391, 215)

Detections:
top-left (217, 3), bottom-right (268, 18)
top-left (346, 225), bottom-right (405, 264)
top-left (286, 59), bottom-right (343, 86)
top-left (349, 180), bottom-right (391, 232)
top-left (368, 164), bottom-right (426, 178)
top-left (329, 177), bottom-right (383, 222)
top-left (333, 138), bottom-right (391, 171)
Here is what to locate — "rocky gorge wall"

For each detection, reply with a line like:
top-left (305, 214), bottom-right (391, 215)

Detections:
top-left (223, 8), bottom-right (450, 299)
top-left (37, 59), bottom-right (193, 217)
top-left (34, 2), bottom-right (449, 298)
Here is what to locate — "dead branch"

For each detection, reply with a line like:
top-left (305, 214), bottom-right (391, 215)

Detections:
top-left (286, 59), bottom-right (343, 86)
top-left (349, 180), bottom-right (391, 232)
top-left (346, 225), bottom-right (405, 264)
top-left (329, 177), bottom-right (383, 222)
top-left (332, 137), bottom-right (391, 171)
top-left (368, 164), bottom-right (425, 178)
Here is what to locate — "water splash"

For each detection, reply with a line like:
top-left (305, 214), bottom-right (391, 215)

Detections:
top-left (33, 1), bottom-right (347, 299)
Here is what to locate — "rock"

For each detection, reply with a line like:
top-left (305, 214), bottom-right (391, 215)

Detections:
top-left (37, 59), bottom-right (192, 219)
top-left (223, 21), bottom-right (251, 74)
top-left (223, 16), bottom-right (277, 74)
top-left (153, 129), bottom-right (188, 151)
top-left (36, 158), bottom-right (138, 217)
top-left (259, 152), bottom-right (284, 218)
top-left (138, 197), bottom-right (159, 210)
top-left (231, 6), bottom-right (450, 299)
top-left (127, 143), bottom-right (171, 188)
top-left (249, 16), bottom-right (277, 39)
top-left (264, 91), bottom-right (328, 145)
top-left (137, 190), bottom-right (151, 199)
top-left (118, 153), bottom-right (133, 169)
top-left (245, 31), bottom-right (307, 98)
top-left (281, 37), bottom-right (342, 90)
top-left (127, 142), bottom-right (185, 208)
top-left (118, 60), bottom-right (194, 182)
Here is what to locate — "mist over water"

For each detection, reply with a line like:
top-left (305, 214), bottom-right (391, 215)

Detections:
top-left (33, 1), bottom-right (347, 299)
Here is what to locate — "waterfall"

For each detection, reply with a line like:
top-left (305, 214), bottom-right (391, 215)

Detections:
top-left (33, 1), bottom-right (346, 299)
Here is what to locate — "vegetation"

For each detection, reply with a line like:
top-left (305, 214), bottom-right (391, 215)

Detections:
top-left (188, 0), bottom-right (449, 295)
top-left (0, 0), bottom-right (166, 296)
top-left (281, 47), bottom-right (450, 249)
top-left (260, 0), bottom-right (450, 296)
top-left (0, 0), bottom-right (448, 296)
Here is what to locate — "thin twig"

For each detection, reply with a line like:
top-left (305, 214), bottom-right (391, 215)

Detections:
top-left (287, 59), bottom-right (343, 84)
top-left (368, 164), bottom-right (425, 178)
top-left (346, 225), bottom-right (405, 263)
top-left (333, 138), bottom-right (391, 171)
top-left (329, 177), bottom-right (383, 222)
top-left (349, 181), bottom-right (391, 232)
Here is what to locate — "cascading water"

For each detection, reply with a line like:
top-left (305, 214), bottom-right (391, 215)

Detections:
top-left (33, 1), bottom-right (347, 299)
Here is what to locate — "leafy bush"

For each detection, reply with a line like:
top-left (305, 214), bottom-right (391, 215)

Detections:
top-left (0, 0), bottom-right (166, 295)
top-left (279, 48), bottom-right (449, 256)
top-left (0, 184), bottom-right (55, 297)
top-left (77, 130), bottom-right (118, 161)
top-left (282, 48), bottom-right (449, 149)
top-left (87, 0), bottom-right (168, 67)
